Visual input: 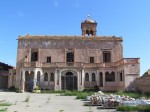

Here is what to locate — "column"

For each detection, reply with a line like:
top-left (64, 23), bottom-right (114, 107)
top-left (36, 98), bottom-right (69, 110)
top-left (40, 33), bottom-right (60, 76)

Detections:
top-left (81, 69), bottom-right (85, 90)
top-left (22, 70), bottom-right (25, 92)
top-left (103, 71), bottom-right (105, 88)
top-left (33, 69), bottom-right (37, 89)
top-left (96, 71), bottom-right (99, 86)
top-left (54, 69), bottom-right (57, 90)
top-left (77, 71), bottom-right (80, 91)
top-left (58, 70), bottom-right (61, 90)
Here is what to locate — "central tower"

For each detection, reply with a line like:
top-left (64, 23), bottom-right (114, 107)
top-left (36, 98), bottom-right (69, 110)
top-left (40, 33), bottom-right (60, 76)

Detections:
top-left (81, 15), bottom-right (97, 36)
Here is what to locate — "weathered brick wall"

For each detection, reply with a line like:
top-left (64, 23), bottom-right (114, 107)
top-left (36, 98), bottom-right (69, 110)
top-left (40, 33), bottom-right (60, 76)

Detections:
top-left (136, 75), bottom-right (150, 93)
top-left (124, 63), bottom-right (140, 91)
top-left (17, 38), bottom-right (123, 64)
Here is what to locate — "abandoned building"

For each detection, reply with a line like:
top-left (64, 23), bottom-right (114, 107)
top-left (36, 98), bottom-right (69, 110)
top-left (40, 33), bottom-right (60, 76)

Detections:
top-left (0, 62), bottom-right (14, 89)
top-left (8, 16), bottom-right (140, 92)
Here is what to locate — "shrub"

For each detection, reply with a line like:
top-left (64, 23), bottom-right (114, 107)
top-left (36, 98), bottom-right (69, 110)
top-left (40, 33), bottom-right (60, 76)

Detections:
top-left (8, 86), bottom-right (16, 92)
top-left (117, 106), bottom-right (150, 111)
top-left (0, 108), bottom-right (7, 112)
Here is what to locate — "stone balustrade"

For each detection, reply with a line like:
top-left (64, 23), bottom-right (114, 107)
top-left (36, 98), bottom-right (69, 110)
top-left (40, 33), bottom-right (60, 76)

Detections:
top-left (22, 58), bottom-right (140, 68)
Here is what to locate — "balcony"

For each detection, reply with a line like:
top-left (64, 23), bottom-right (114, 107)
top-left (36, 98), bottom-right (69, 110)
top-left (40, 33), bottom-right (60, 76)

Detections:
top-left (22, 58), bottom-right (140, 68)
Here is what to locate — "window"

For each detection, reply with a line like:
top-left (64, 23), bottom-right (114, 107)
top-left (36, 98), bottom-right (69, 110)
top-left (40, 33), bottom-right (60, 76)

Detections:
top-left (50, 73), bottom-right (54, 81)
top-left (47, 57), bottom-right (51, 63)
top-left (44, 73), bottom-right (48, 81)
top-left (105, 71), bottom-right (115, 82)
top-left (31, 52), bottom-right (38, 62)
top-left (37, 71), bottom-right (40, 81)
top-left (92, 73), bottom-right (96, 81)
top-left (103, 51), bottom-right (111, 62)
top-left (85, 73), bottom-right (89, 81)
top-left (90, 57), bottom-right (94, 63)
top-left (120, 72), bottom-right (123, 81)
top-left (66, 52), bottom-right (74, 62)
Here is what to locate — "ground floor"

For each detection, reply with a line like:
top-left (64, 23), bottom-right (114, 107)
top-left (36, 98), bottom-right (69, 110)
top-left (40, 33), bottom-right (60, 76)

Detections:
top-left (9, 68), bottom-right (128, 92)
top-left (0, 92), bottom-right (115, 112)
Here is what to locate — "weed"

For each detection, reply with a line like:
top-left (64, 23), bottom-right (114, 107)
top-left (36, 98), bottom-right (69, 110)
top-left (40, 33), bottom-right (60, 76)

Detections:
top-left (24, 95), bottom-right (30, 107)
top-left (59, 109), bottom-right (64, 112)
top-left (117, 105), bottom-right (150, 111)
top-left (0, 102), bottom-right (12, 106)
top-left (0, 108), bottom-right (7, 112)
top-left (24, 96), bottom-right (30, 102)
top-left (14, 100), bottom-right (18, 105)
top-left (47, 96), bottom-right (50, 103)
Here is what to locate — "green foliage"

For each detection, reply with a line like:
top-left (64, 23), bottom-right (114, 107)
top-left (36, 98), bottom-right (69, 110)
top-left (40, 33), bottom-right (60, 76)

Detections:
top-left (117, 105), bottom-right (150, 111)
top-left (41, 90), bottom-right (65, 94)
top-left (8, 86), bottom-right (16, 92)
top-left (15, 88), bottom-right (22, 93)
top-left (0, 102), bottom-right (12, 106)
top-left (0, 108), bottom-right (7, 112)
top-left (34, 86), bottom-right (40, 90)
top-left (62, 91), bottom-right (93, 99)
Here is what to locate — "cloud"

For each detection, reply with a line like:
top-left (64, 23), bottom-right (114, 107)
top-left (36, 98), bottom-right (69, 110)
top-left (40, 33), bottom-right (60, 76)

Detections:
top-left (54, 1), bottom-right (59, 7)
top-left (17, 11), bottom-right (25, 17)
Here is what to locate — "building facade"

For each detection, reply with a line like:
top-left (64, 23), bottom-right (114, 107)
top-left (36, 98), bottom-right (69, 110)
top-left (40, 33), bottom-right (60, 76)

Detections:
top-left (9, 16), bottom-right (140, 92)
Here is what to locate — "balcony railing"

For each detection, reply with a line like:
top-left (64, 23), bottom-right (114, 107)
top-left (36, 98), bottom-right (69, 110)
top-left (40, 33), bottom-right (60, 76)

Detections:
top-left (22, 58), bottom-right (139, 68)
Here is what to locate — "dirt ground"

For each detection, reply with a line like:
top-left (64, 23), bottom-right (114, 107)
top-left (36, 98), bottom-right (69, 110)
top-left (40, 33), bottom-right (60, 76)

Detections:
top-left (0, 91), bottom-right (116, 112)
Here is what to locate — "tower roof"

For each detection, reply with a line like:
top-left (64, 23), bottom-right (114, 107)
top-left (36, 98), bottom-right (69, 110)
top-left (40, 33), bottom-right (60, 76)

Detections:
top-left (83, 15), bottom-right (96, 23)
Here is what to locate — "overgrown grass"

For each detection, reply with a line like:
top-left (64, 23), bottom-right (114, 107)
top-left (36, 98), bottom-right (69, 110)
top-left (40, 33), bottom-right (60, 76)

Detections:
top-left (0, 108), bottom-right (7, 112)
top-left (117, 105), bottom-right (150, 111)
top-left (61, 91), bottom-right (93, 99)
top-left (41, 90), bottom-right (66, 94)
top-left (0, 102), bottom-right (12, 106)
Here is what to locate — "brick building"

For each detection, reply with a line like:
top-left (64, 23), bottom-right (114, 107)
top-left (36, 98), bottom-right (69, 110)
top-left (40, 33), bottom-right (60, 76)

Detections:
top-left (9, 16), bottom-right (140, 92)
top-left (0, 62), bottom-right (14, 89)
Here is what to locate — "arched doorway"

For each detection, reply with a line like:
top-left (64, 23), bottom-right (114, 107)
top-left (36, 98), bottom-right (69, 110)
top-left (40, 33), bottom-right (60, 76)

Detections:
top-left (25, 71), bottom-right (34, 92)
top-left (61, 71), bottom-right (77, 90)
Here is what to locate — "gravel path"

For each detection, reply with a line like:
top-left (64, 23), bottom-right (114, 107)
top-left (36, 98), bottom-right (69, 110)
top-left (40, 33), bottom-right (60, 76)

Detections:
top-left (0, 92), bottom-right (116, 112)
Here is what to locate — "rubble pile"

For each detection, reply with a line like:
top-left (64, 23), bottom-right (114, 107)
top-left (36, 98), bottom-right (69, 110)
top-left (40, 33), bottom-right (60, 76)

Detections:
top-left (86, 91), bottom-right (150, 109)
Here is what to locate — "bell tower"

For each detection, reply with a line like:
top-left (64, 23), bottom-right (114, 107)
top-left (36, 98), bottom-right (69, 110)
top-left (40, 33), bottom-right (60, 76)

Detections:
top-left (81, 15), bottom-right (97, 36)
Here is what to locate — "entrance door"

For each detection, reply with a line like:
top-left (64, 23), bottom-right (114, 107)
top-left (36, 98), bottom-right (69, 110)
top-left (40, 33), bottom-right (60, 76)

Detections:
top-left (25, 71), bottom-right (34, 92)
top-left (99, 72), bottom-right (103, 87)
top-left (61, 72), bottom-right (77, 90)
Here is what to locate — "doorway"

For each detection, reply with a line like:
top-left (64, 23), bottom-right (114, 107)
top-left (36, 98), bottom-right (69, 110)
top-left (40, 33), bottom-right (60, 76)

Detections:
top-left (61, 72), bottom-right (77, 90)
top-left (25, 71), bottom-right (34, 92)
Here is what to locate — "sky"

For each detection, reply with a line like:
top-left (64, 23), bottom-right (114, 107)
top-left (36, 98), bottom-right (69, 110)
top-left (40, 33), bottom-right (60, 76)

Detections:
top-left (0, 0), bottom-right (150, 75)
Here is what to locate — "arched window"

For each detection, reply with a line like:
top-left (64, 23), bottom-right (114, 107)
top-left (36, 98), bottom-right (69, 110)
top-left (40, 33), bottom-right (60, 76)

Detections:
top-left (37, 71), bottom-right (40, 81)
top-left (50, 73), bottom-right (54, 81)
top-left (85, 73), bottom-right (89, 81)
top-left (44, 72), bottom-right (48, 81)
top-left (92, 73), bottom-right (96, 81)
top-left (105, 71), bottom-right (115, 82)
